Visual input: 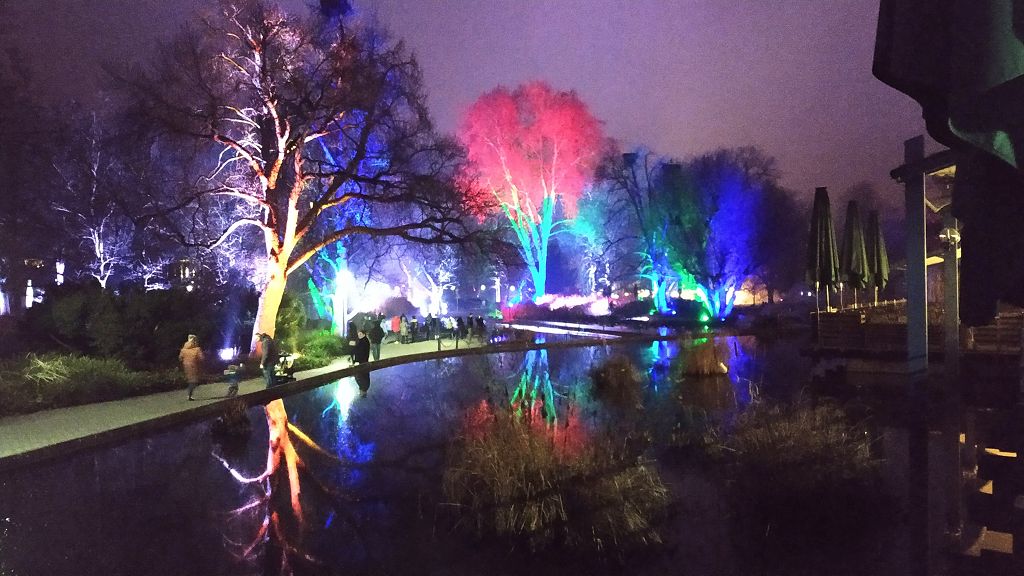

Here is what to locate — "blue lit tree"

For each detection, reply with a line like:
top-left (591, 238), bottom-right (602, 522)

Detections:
top-left (678, 148), bottom-right (774, 319)
top-left (594, 150), bottom-right (702, 313)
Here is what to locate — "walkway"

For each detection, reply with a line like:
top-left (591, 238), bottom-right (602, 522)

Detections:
top-left (0, 337), bottom-right (485, 472)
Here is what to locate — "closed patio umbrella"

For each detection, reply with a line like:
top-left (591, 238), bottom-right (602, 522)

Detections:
top-left (865, 210), bottom-right (890, 305)
top-left (840, 200), bottom-right (870, 307)
top-left (806, 187), bottom-right (840, 311)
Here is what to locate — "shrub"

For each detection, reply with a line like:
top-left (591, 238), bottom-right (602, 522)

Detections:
top-left (274, 292), bottom-right (307, 353)
top-left (678, 337), bottom-right (728, 376)
top-left (443, 405), bottom-right (669, 556)
top-left (286, 329), bottom-right (345, 372)
top-left (290, 354), bottom-right (334, 373)
top-left (20, 282), bottom-right (257, 370)
top-left (0, 353), bottom-right (185, 417)
top-left (719, 402), bottom-right (886, 545)
top-left (299, 330), bottom-right (346, 358)
top-left (589, 354), bottom-right (643, 409)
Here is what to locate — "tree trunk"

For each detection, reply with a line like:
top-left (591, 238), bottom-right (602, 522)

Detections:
top-left (251, 257), bottom-right (289, 354)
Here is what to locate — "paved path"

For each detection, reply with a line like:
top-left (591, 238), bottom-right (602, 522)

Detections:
top-left (0, 336), bottom-right (484, 471)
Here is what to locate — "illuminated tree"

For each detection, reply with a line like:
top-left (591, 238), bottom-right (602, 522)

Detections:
top-left (460, 82), bottom-right (605, 299)
top-left (594, 150), bottom-right (704, 312)
top-left (679, 148), bottom-right (775, 319)
top-left (123, 1), bottom-right (474, 350)
top-left (51, 111), bottom-right (138, 289)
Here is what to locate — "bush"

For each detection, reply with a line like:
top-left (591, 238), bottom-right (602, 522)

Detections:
top-left (274, 292), bottom-right (307, 353)
top-left (443, 404), bottom-right (669, 556)
top-left (719, 402), bottom-right (886, 545)
top-left (21, 282), bottom-right (258, 370)
top-left (299, 330), bottom-right (346, 358)
top-left (678, 337), bottom-right (728, 376)
top-left (0, 353), bottom-right (185, 417)
top-left (290, 354), bottom-right (334, 372)
top-left (589, 354), bottom-right (643, 409)
top-left (286, 329), bottom-right (345, 372)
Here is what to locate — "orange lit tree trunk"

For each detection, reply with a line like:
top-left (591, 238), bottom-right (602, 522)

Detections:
top-left (125, 3), bottom-right (476, 358)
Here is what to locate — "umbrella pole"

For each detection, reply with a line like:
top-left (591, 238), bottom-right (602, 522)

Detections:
top-left (826, 288), bottom-right (831, 311)
top-left (839, 286), bottom-right (844, 309)
top-left (854, 288), bottom-right (858, 308)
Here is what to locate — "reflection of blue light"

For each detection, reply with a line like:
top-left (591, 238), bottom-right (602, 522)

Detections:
top-left (658, 326), bottom-right (669, 337)
top-left (325, 511), bottom-right (335, 528)
top-left (319, 378), bottom-right (376, 480)
top-left (724, 336), bottom-right (755, 407)
top-left (646, 339), bottom-right (675, 393)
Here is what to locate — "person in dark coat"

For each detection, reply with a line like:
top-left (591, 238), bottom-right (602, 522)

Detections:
top-left (456, 316), bottom-right (465, 340)
top-left (410, 316), bottom-right (419, 342)
top-left (353, 330), bottom-right (371, 364)
top-left (257, 333), bottom-right (279, 388)
top-left (424, 313), bottom-right (434, 340)
top-left (367, 322), bottom-right (385, 361)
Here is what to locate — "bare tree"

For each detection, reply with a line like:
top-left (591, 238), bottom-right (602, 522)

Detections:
top-left (51, 110), bottom-right (138, 289)
top-left (120, 1), bottom-right (477, 348)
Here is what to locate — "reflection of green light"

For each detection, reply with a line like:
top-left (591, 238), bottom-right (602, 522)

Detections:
top-left (699, 312), bottom-right (710, 323)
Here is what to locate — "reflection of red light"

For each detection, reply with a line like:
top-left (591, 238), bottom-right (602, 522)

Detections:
top-left (463, 399), bottom-right (494, 440)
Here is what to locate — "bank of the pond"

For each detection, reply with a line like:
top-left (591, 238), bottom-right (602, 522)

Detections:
top-left (0, 332), bottom-right (645, 473)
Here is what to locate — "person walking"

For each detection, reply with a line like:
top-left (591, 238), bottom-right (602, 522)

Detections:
top-left (399, 314), bottom-right (409, 344)
top-left (180, 334), bottom-right (205, 401)
top-left (410, 316), bottom-right (419, 342)
top-left (257, 333), bottom-right (279, 388)
top-left (368, 321), bottom-right (385, 361)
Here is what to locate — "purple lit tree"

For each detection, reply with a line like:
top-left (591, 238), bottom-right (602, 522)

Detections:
top-left (121, 1), bottom-right (476, 350)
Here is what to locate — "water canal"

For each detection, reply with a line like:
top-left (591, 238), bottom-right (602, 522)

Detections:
top-left (0, 336), bottom-right (984, 575)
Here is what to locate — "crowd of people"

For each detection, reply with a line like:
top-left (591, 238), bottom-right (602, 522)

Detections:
top-left (178, 312), bottom-right (492, 400)
top-left (365, 313), bottom-right (489, 344)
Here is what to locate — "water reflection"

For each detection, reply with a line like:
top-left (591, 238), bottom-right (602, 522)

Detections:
top-left (509, 348), bottom-right (557, 424)
top-left (0, 338), bottom-right (992, 575)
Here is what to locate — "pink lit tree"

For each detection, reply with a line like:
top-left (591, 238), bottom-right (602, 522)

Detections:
top-left (460, 82), bottom-right (605, 299)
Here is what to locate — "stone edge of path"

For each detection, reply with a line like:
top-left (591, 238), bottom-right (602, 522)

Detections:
top-left (0, 334), bottom-right (664, 474)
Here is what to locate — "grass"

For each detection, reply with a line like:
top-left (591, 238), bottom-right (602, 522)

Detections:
top-left (0, 353), bottom-right (184, 417)
top-left (716, 402), bottom-right (887, 547)
top-left (442, 403), bottom-right (669, 556)
top-left (589, 354), bottom-right (643, 409)
top-left (679, 337), bottom-right (728, 376)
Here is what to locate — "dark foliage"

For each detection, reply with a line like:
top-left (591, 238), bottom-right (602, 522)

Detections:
top-left (21, 282), bottom-right (257, 370)
top-left (589, 354), bottom-right (643, 409)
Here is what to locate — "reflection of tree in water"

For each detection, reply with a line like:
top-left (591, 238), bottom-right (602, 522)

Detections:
top-left (509, 348), bottom-right (558, 425)
top-left (214, 388), bottom-right (378, 574)
top-left (646, 339), bottom-right (676, 394)
top-left (214, 399), bottom-right (309, 573)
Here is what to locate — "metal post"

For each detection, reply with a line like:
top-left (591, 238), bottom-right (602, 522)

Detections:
top-left (942, 210), bottom-right (960, 377)
top-left (904, 136), bottom-right (928, 377)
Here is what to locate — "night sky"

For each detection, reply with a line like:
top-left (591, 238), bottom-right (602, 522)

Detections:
top-left (4, 0), bottom-right (931, 205)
